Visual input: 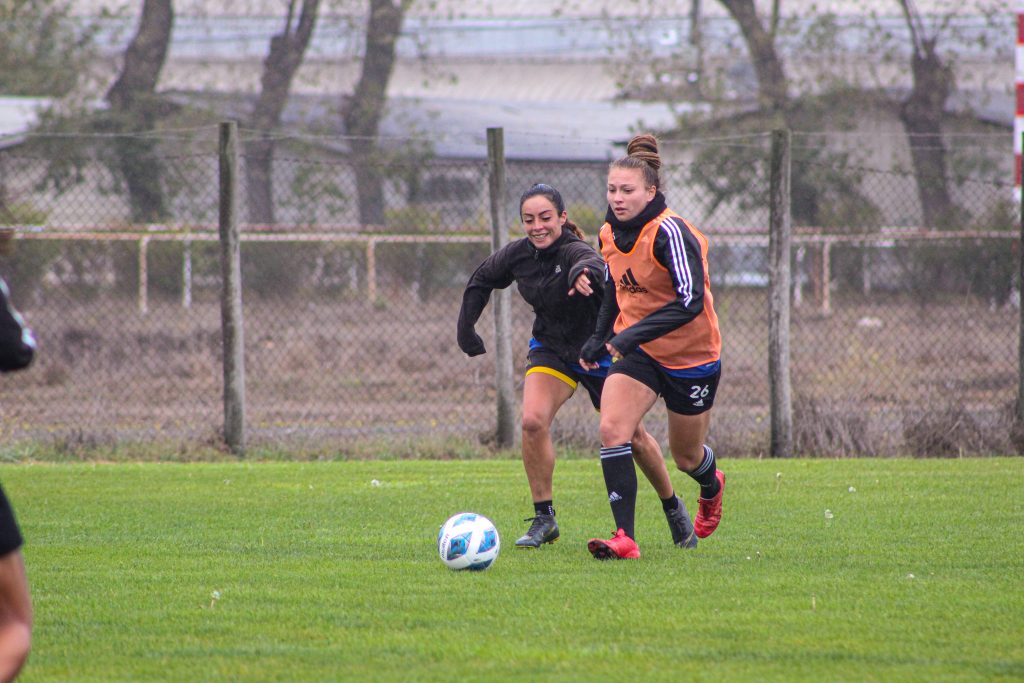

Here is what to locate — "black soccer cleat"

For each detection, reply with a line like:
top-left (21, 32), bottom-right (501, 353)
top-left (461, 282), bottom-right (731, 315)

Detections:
top-left (665, 498), bottom-right (698, 549)
top-left (514, 514), bottom-right (560, 548)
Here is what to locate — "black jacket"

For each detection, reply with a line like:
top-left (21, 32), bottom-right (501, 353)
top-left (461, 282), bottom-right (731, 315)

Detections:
top-left (457, 231), bottom-right (604, 364)
top-left (0, 278), bottom-right (35, 373)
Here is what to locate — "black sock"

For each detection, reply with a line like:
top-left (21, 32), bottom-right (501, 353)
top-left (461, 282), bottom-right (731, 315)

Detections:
top-left (688, 444), bottom-right (720, 499)
top-left (600, 443), bottom-right (637, 539)
top-left (660, 493), bottom-right (679, 513)
top-left (533, 500), bottom-right (554, 517)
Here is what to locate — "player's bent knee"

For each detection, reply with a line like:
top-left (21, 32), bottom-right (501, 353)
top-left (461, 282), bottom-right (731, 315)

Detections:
top-left (520, 413), bottom-right (549, 437)
top-left (599, 421), bottom-right (634, 448)
top-left (671, 448), bottom-right (703, 471)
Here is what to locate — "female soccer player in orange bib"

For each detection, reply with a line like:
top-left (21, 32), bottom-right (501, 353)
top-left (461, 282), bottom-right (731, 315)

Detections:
top-left (580, 134), bottom-right (724, 560)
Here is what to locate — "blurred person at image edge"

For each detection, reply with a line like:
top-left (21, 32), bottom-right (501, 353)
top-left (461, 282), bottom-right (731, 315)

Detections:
top-left (0, 230), bottom-right (36, 681)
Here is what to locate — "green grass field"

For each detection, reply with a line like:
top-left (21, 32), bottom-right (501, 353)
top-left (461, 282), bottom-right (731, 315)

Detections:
top-left (3, 457), bottom-right (1022, 682)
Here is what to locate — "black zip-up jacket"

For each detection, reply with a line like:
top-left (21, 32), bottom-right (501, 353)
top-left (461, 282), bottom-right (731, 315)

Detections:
top-left (457, 231), bottom-right (604, 364)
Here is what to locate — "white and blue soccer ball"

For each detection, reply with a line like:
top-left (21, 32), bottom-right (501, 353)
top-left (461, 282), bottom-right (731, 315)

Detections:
top-left (437, 512), bottom-right (500, 571)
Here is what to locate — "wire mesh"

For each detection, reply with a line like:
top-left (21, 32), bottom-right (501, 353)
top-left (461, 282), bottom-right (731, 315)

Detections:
top-left (0, 128), bottom-right (1017, 456)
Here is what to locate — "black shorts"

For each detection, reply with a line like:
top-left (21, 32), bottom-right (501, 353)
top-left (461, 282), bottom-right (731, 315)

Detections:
top-left (526, 344), bottom-right (607, 410)
top-left (0, 485), bottom-right (23, 556)
top-left (608, 350), bottom-right (721, 415)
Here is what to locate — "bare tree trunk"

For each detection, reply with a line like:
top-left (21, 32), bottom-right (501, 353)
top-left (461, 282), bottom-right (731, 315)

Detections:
top-left (717, 0), bottom-right (787, 112)
top-left (245, 141), bottom-right (275, 227)
top-left (342, 0), bottom-right (407, 228)
top-left (106, 0), bottom-right (172, 112)
top-left (899, 40), bottom-right (955, 228)
top-left (689, 0), bottom-right (704, 97)
top-left (719, 0), bottom-right (841, 229)
top-left (247, 0), bottom-right (320, 226)
top-left (105, 0), bottom-right (173, 224)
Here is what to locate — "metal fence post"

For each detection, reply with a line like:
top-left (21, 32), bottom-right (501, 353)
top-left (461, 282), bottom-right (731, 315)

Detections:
top-left (182, 236), bottom-right (192, 309)
top-left (487, 127), bottom-right (516, 449)
top-left (219, 120), bottom-right (246, 456)
top-left (367, 238), bottom-right (377, 304)
top-left (768, 129), bottom-right (793, 458)
top-left (1018, 132), bottom-right (1024, 433)
top-left (821, 240), bottom-right (832, 315)
top-left (137, 236), bottom-right (149, 315)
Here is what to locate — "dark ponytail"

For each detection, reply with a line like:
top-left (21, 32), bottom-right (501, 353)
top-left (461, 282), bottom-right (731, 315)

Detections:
top-left (519, 183), bottom-right (585, 239)
top-left (562, 219), bottom-right (584, 240)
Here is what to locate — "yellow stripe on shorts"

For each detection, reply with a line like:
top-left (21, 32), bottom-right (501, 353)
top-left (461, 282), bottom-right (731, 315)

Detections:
top-left (525, 366), bottom-right (578, 389)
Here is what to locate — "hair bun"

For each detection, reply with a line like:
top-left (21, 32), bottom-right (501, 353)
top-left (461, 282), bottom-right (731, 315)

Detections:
top-left (626, 133), bottom-right (661, 171)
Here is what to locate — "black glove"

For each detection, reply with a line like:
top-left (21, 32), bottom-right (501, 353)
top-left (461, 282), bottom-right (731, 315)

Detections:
top-left (458, 330), bottom-right (486, 357)
top-left (579, 335), bottom-right (607, 364)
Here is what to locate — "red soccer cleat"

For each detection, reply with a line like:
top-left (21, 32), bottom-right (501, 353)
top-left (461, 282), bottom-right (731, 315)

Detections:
top-left (587, 528), bottom-right (640, 560)
top-left (694, 469), bottom-right (725, 538)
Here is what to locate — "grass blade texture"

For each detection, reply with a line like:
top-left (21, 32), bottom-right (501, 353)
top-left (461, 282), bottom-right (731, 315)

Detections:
top-left (3, 458), bottom-right (1022, 682)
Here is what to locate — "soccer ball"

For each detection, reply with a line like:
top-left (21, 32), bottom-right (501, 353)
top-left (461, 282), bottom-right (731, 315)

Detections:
top-left (437, 512), bottom-right (500, 571)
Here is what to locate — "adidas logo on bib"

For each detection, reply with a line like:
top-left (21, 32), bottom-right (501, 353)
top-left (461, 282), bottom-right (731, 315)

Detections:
top-left (617, 268), bottom-right (648, 294)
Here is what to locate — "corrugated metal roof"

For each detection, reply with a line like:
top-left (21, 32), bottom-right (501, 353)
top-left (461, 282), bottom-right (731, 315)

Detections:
top-left (158, 60), bottom-right (627, 104)
top-left (166, 90), bottom-right (697, 161)
top-left (382, 97), bottom-right (700, 160)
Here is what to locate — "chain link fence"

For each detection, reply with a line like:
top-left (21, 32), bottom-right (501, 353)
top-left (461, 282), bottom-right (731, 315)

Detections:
top-left (0, 126), bottom-right (1018, 457)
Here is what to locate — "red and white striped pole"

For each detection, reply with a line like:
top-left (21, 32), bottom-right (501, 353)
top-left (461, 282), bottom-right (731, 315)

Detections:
top-left (1016, 2), bottom-right (1024, 202)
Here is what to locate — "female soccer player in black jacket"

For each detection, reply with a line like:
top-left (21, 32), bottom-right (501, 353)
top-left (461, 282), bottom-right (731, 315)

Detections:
top-left (457, 184), bottom-right (697, 550)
